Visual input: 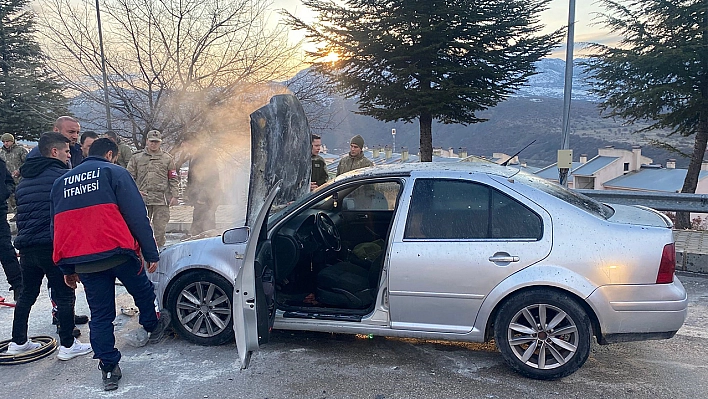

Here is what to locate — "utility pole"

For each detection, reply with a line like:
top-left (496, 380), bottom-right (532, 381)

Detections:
top-left (96, 0), bottom-right (112, 130)
top-left (558, 0), bottom-right (576, 187)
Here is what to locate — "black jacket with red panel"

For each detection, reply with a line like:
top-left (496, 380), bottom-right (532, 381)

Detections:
top-left (50, 156), bottom-right (159, 275)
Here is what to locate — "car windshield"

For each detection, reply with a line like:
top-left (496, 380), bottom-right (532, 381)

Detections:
top-left (512, 172), bottom-right (614, 219)
top-left (266, 179), bottom-right (335, 226)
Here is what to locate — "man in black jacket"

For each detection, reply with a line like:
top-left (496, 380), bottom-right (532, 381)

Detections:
top-left (6, 132), bottom-right (92, 360)
top-left (0, 157), bottom-right (21, 300)
top-left (27, 116), bottom-right (82, 167)
top-left (26, 117), bottom-right (89, 331)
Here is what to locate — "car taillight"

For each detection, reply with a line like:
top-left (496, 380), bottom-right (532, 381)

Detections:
top-left (656, 243), bottom-right (676, 284)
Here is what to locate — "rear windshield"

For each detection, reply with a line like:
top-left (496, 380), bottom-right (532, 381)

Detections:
top-left (512, 172), bottom-right (614, 219)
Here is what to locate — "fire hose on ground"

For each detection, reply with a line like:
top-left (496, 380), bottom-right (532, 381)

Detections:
top-left (1, 296), bottom-right (59, 364)
top-left (0, 336), bottom-right (58, 365)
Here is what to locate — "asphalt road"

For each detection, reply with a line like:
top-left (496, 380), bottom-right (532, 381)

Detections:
top-left (1, 272), bottom-right (707, 399)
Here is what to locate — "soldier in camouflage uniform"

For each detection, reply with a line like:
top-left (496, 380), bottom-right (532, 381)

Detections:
top-left (186, 141), bottom-right (222, 236)
top-left (104, 131), bottom-right (133, 168)
top-left (336, 134), bottom-right (373, 176)
top-left (310, 134), bottom-right (328, 191)
top-left (126, 130), bottom-right (179, 247)
top-left (0, 133), bottom-right (28, 214)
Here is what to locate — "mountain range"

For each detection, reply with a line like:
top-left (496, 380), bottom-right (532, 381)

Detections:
top-left (314, 58), bottom-right (693, 168)
top-left (70, 58), bottom-right (693, 168)
top-left (515, 58), bottom-right (596, 101)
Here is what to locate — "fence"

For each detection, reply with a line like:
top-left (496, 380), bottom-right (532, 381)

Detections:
top-left (575, 189), bottom-right (708, 213)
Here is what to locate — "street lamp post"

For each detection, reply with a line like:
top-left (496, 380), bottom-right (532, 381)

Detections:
top-left (95, 0), bottom-right (112, 130)
top-left (558, 0), bottom-right (576, 187)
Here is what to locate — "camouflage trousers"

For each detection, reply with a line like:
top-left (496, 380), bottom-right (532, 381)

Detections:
top-left (6, 194), bottom-right (16, 215)
top-left (190, 201), bottom-right (217, 236)
top-left (147, 205), bottom-right (170, 247)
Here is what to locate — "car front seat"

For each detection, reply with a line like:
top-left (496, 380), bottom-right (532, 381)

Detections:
top-left (316, 253), bottom-right (384, 309)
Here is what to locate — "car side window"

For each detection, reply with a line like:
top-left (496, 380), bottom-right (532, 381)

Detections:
top-left (342, 182), bottom-right (399, 211)
top-left (490, 189), bottom-right (543, 239)
top-left (404, 179), bottom-right (542, 240)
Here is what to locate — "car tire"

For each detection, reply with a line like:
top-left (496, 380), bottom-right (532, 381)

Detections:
top-left (166, 271), bottom-right (234, 346)
top-left (493, 290), bottom-right (591, 380)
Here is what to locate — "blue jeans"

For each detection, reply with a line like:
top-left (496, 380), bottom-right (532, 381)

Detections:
top-left (79, 256), bottom-right (158, 367)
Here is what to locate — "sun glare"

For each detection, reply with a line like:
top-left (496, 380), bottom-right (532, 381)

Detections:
top-left (322, 51), bottom-right (340, 64)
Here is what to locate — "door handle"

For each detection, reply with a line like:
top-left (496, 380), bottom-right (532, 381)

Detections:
top-left (489, 253), bottom-right (520, 263)
top-left (357, 214), bottom-right (368, 219)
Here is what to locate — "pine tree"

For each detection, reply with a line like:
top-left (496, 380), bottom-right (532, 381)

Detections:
top-left (585, 0), bottom-right (708, 229)
top-left (0, 0), bottom-right (68, 141)
top-left (284, 0), bottom-right (562, 161)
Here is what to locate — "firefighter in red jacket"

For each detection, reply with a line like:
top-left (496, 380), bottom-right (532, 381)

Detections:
top-left (51, 138), bottom-right (171, 391)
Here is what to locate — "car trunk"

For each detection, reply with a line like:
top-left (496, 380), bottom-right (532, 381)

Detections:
top-left (605, 204), bottom-right (673, 229)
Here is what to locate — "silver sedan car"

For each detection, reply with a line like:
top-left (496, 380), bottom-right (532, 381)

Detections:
top-left (154, 160), bottom-right (686, 380)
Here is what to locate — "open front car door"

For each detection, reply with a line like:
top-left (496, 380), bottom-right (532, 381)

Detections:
top-left (234, 93), bottom-right (311, 369)
top-left (233, 182), bottom-right (281, 369)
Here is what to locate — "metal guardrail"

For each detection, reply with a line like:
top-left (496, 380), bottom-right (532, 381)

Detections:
top-left (575, 189), bottom-right (708, 213)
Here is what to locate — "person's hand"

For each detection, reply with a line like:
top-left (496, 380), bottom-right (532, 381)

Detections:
top-left (12, 170), bottom-right (19, 178)
top-left (64, 274), bottom-right (80, 289)
top-left (169, 197), bottom-right (179, 206)
top-left (310, 182), bottom-right (318, 191)
top-left (147, 261), bottom-right (159, 273)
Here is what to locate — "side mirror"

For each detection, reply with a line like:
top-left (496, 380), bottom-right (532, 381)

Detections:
top-left (223, 227), bottom-right (250, 244)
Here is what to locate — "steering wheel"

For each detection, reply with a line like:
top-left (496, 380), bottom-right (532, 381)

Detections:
top-left (315, 212), bottom-right (341, 251)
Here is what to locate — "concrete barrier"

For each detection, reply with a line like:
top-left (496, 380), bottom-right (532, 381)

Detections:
top-left (674, 230), bottom-right (708, 274)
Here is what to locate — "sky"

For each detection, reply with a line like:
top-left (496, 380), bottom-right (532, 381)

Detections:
top-left (270, 0), bottom-right (617, 59)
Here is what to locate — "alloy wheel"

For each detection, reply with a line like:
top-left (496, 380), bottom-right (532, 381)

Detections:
top-left (506, 303), bottom-right (579, 370)
top-left (175, 281), bottom-right (232, 338)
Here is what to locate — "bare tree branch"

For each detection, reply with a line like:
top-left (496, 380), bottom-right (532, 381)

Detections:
top-left (35, 0), bottom-right (305, 149)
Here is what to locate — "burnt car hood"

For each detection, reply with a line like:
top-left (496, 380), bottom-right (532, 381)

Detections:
top-left (246, 94), bottom-right (311, 226)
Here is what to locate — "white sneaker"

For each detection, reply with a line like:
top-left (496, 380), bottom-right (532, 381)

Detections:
top-left (57, 338), bottom-right (92, 360)
top-left (7, 339), bottom-right (42, 355)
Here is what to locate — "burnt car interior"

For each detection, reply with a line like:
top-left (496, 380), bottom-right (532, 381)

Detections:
top-left (267, 180), bottom-right (402, 317)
